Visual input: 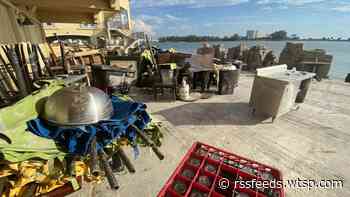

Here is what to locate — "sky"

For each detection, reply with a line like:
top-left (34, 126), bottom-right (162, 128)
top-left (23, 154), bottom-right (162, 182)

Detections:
top-left (131, 0), bottom-right (350, 39)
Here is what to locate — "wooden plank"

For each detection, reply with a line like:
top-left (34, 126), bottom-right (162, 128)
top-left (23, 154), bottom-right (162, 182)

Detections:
top-left (38, 43), bottom-right (51, 59)
top-left (36, 44), bottom-right (53, 76)
top-left (74, 49), bottom-right (101, 57)
top-left (0, 45), bottom-right (10, 64)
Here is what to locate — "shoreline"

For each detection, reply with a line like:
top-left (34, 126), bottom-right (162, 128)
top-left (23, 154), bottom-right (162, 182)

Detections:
top-left (157, 41), bottom-right (350, 80)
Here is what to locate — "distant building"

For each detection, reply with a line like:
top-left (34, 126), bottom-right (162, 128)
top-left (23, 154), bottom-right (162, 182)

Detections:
top-left (257, 31), bottom-right (269, 39)
top-left (246, 30), bottom-right (258, 40)
top-left (290, 34), bottom-right (299, 40)
top-left (247, 30), bottom-right (269, 40)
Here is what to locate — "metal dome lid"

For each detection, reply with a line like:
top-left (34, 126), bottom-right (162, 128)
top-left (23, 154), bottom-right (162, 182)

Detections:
top-left (42, 85), bottom-right (113, 126)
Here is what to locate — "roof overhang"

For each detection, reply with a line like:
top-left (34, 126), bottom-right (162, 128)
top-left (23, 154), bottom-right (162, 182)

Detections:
top-left (6, 0), bottom-right (123, 23)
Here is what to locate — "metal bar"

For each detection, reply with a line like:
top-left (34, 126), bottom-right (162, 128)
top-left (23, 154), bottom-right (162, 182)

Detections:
top-left (117, 147), bottom-right (136, 173)
top-left (145, 35), bottom-right (158, 72)
top-left (17, 44), bottom-right (32, 92)
top-left (0, 65), bottom-right (14, 93)
top-left (132, 125), bottom-right (165, 160)
top-left (0, 65), bottom-right (11, 99)
top-left (7, 47), bottom-right (28, 97)
top-left (111, 152), bottom-right (124, 172)
top-left (57, 37), bottom-right (66, 72)
top-left (98, 149), bottom-right (119, 190)
top-left (0, 47), bottom-right (19, 89)
top-left (65, 155), bottom-right (77, 176)
top-left (0, 77), bottom-right (10, 102)
top-left (3, 45), bottom-right (10, 53)
top-left (89, 137), bottom-right (100, 176)
top-left (28, 43), bottom-right (40, 80)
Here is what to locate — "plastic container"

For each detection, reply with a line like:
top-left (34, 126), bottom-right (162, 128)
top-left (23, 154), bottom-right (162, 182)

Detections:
top-left (158, 142), bottom-right (284, 197)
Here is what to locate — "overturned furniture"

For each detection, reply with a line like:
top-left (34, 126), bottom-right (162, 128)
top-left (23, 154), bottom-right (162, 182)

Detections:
top-left (249, 65), bottom-right (315, 122)
top-left (153, 63), bottom-right (178, 101)
top-left (279, 42), bottom-right (333, 79)
top-left (243, 45), bottom-right (275, 70)
top-left (90, 64), bottom-right (136, 95)
top-left (187, 54), bottom-right (241, 95)
top-left (300, 49), bottom-right (333, 79)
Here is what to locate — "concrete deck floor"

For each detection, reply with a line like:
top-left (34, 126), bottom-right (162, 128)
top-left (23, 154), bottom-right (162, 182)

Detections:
top-left (72, 74), bottom-right (350, 197)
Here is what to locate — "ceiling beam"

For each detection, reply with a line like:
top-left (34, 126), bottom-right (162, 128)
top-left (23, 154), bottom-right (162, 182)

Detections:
top-left (10, 0), bottom-right (115, 11)
top-left (37, 9), bottom-right (95, 23)
top-left (0, 0), bottom-right (41, 24)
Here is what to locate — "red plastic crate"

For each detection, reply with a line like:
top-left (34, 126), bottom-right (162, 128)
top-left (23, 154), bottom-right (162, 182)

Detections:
top-left (158, 142), bottom-right (285, 197)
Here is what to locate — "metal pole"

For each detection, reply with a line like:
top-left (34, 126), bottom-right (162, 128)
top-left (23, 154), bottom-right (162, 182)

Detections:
top-left (7, 47), bottom-right (28, 97)
top-left (0, 48), bottom-right (19, 91)
top-left (28, 43), bottom-right (41, 80)
top-left (54, 33), bottom-right (66, 72)
top-left (98, 149), bottom-right (119, 190)
top-left (17, 44), bottom-right (32, 92)
top-left (89, 137), bottom-right (101, 176)
top-left (132, 125), bottom-right (164, 160)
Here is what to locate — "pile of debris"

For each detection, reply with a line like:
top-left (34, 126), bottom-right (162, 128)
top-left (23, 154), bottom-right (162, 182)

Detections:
top-left (0, 43), bottom-right (54, 107)
top-left (0, 79), bottom-right (164, 196)
top-left (49, 41), bottom-right (105, 75)
top-left (0, 39), bottom-right (163, 196)
top-left (226, 43), bottom-right (277, 70)
top-left (227, 43), bottom-right (248, 60)
top-left (242, 45), bottom-right (276, 70)
top-left (0, 40), bottom-right (110, 108)
top-left (279, 42), bottom-right (333, 79)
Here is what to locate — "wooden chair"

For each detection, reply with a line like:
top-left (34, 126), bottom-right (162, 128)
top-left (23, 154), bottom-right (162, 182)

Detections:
top-left (153, 66), bottom-right (178, 101)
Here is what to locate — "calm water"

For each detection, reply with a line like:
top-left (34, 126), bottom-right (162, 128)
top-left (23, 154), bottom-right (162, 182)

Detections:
top-left (157, 41), bottom-right (350, 80)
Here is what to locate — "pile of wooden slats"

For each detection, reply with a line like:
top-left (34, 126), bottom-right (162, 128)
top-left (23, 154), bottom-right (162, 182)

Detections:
top-left (0, 42), bottom-right (55, 106)
top-left (49, 43), bottom-right (105, 74)
top-left (0, 42), bottom-right (107, 107)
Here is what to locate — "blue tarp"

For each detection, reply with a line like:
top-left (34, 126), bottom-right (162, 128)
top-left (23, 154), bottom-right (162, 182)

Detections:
top-left (27, 96), bottom-right (151, 155)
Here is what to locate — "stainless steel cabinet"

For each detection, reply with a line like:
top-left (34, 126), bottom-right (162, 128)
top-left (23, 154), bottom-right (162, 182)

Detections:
top-left (249, 65), bottom-right (315, 122)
